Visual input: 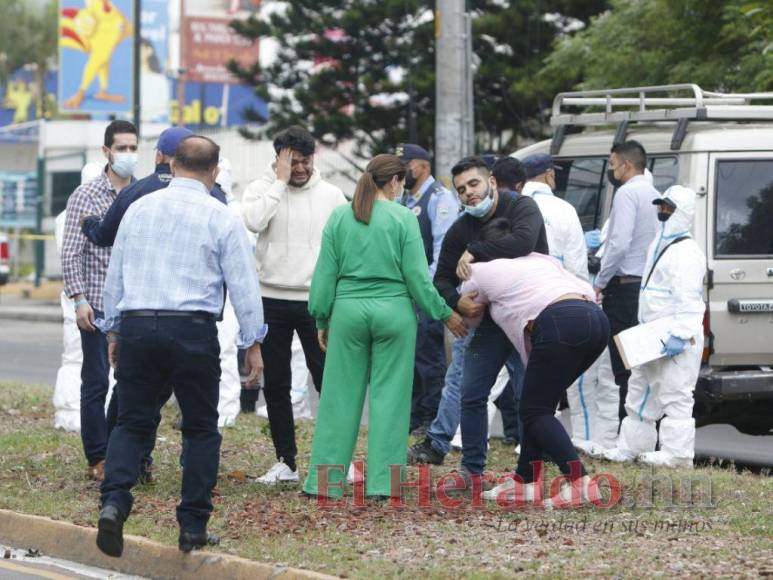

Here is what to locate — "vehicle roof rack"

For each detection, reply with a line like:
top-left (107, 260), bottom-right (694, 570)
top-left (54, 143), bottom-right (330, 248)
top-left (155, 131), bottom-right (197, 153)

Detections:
top-left (549, 84), bottom-right (773, 153)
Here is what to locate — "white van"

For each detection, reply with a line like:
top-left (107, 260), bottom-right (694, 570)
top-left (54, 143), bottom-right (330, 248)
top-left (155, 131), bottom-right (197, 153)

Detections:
top-left (513, 84), bottom-right (773, 435)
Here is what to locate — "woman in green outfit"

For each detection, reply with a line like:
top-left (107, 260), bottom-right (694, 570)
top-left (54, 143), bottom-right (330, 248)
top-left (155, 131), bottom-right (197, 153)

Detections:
top-left (303, 154), bottom-right (467, 499)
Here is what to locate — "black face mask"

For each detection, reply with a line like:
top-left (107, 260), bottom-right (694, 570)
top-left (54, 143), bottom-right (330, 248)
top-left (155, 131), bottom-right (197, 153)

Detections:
top-left (404, 169), bottom-right (417, 191)
top-left (657, 211), bottom-right (672, 222)
top-left (606, 168), bottom-right (624, 189)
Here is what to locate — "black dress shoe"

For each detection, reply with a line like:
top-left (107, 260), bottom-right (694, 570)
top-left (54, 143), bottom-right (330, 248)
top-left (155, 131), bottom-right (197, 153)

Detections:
top-left (178, 530), bottom-right (220, 553)
top-left (96, 504), bottom-right (124, 558)
top-left (407, 438), bottom-right (446, 466)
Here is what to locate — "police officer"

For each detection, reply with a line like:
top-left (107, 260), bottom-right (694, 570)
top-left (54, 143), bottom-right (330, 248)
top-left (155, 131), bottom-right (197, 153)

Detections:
top-left (396, 143), bottom-right (460, 434)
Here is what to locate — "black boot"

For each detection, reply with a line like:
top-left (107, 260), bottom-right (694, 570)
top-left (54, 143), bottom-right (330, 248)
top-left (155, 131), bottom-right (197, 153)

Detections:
top-left (96, 504), bottom-right (125, 558)
top-left (179, 530), bottom-right (221, 553)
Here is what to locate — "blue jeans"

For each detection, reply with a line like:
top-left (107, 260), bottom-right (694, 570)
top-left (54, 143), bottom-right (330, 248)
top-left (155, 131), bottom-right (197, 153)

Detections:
top-left (428, 325), bottom-right (524, 458)
top-left (101, 315), bottom-right (222, 533)
top-left (460, 313), bottom-right (523, 474)
top-left (426, 334), bottom-right (470, 455)
top-left (79, 309), bottom-right (110, 466)
top-left (515, 300), bottom-right (610, 483)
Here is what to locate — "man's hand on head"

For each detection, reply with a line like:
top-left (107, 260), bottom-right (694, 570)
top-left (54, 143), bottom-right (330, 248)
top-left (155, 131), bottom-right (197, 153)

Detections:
top-left (275, 148), bottom-right (293, 184)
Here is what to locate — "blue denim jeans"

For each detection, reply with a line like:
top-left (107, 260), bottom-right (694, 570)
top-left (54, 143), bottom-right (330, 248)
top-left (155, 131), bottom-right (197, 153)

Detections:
top-left (101, 315), bottom-right (222, 533)
top-left (79, 309), bottom-right (110, 466)
top-left (426, 334), bottom-right (470, 455)
top-left (428, 324), bottom-right (524, 459)
top-left (460, 313), bottom-right (523, 474)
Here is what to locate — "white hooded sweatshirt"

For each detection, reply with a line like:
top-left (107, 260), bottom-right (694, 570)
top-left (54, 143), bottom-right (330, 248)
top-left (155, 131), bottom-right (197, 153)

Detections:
top-left (242, 164), bottom-right (347, 301)
top-left (638, 185), bottom-right (706, 340)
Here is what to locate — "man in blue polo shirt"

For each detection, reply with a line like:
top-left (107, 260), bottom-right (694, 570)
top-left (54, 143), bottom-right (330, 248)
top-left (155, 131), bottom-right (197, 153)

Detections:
top-left (396, 143), bottom-right (460, 435)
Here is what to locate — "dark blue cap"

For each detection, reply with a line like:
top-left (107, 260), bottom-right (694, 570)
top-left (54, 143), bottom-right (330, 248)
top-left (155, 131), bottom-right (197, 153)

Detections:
top-left (156, 127), bottom-right (194, 156)
top-left (396, 143), bottom-right (431, 162)
top-left (522, 153), bottom-right (560, 178)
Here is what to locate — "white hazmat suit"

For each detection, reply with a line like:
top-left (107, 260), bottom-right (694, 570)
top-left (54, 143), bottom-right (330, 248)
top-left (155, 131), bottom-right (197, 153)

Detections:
top-left (604, 185), bottom-right (706, 467)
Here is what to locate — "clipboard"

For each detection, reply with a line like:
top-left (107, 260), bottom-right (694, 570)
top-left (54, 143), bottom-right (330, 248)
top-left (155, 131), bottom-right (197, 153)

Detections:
top-left (613, 318), bottom-right (695, 370)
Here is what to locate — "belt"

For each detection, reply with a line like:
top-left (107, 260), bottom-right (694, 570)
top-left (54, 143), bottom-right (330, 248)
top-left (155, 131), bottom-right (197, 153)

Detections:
top-left (123, 310), bottom-right (214, 320)
top-left (608, 275), bottom-right (642, 286)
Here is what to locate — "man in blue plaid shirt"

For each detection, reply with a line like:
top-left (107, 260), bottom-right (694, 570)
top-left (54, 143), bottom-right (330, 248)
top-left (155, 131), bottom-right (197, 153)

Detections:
top-left (61, 119), bottom-right (138, 482)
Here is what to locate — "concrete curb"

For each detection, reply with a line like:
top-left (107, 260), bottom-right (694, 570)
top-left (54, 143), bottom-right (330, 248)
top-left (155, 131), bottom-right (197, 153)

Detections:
top-left (0, 510), bottom-right (335, 580)
top-left (0, 309), bottom-right (62, 323)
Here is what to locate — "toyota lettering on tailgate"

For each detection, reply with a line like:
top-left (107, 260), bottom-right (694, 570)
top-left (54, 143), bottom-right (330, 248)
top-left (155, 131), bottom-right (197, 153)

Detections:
top-left (727, 299), bottom-right (773, 314)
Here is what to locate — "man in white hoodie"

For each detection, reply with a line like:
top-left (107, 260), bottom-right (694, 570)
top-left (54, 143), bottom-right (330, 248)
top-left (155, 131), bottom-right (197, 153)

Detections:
top-left (242, 126), bottom-right (347, 483)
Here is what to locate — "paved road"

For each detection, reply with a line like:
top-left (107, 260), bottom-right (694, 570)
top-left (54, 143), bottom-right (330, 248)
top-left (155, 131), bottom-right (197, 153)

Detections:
top-left (0, 545), bottom-right (145, 579)
top-left (0, 320), bottom-right (62, 386)
top-left (1, 319), bottom-right (771, 467)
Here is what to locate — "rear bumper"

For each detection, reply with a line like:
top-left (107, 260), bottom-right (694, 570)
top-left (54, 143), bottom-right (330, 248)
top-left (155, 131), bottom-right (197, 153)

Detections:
top-left (697, 368), bottom-right (773, 403)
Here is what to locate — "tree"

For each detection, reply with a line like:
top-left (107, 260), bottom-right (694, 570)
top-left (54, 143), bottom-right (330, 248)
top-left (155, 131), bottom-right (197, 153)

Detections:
top-left (229, 1), bottom-right (609, 159)
top-left (540, 0), bottom-right (773, 93)
top-left (0, 0), bottom-right (58, 115)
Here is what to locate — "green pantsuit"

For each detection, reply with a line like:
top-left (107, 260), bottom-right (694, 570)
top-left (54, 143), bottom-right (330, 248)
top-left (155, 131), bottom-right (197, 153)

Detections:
top-left (303, 200), bottom-right (452, 498)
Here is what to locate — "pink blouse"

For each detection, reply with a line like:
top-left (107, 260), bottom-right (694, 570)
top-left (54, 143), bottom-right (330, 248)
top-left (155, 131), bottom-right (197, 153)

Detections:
top-left (460, 253), bottom-right (595, 365)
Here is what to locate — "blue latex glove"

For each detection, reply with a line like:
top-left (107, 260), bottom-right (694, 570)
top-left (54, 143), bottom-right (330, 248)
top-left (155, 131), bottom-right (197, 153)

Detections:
top-left (661, 335), bottom-right (687, 357)
top-left (584, 229), bottom-right (602, 250)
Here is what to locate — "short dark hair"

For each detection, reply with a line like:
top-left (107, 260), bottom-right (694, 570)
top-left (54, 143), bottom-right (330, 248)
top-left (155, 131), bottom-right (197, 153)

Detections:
top-left (492, 157), bottom-right (526, 191)
top-left (174, 135), bottom-right (220, 172)
top-left (611, 140), bottom-right (647, 172)
top-left (479, 218), bottom-right (512, 242)
top-left (451, 156), bottom-right (490, 179)
top-left (273, 126), bottom-right (315, 156)
top-left (104, 120), bottom-right (138, 148)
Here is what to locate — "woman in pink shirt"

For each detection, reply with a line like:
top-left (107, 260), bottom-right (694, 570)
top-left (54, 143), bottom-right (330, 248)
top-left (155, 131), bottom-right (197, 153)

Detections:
top-left (461, 218), bottom-right (610, 507)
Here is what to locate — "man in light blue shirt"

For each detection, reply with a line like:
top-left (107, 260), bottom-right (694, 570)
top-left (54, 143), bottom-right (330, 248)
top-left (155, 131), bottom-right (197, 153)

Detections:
top-left (594, 140), bottom-right (659, 422)
top-left (96, 136), bottom-right (266, 559)
top-left (396, 143), bottom-right (460, 434)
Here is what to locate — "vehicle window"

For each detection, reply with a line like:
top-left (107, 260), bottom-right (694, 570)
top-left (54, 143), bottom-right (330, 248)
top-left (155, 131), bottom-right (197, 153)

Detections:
top-left (715, 159), bottom-right (773, 257)
top-left (649, 156), bottom-right (678, 192)
top-left (554, 158), bottom-right (605, 231)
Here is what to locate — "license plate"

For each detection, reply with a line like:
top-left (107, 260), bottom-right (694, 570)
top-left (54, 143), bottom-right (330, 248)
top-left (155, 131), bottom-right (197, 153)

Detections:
top-left (727, 299), bottom-right (773, 313)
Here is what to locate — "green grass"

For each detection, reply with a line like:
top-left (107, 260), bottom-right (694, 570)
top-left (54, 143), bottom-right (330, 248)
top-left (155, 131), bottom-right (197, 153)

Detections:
top-left (1, 381), bottom-right (771, 577)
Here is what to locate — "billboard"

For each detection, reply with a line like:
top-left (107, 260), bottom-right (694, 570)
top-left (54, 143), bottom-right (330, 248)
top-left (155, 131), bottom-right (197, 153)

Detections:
top-left (58, 0), bottom-right (134, 115)
top-left (0, 69), bottom-right (58, 127)
top-left (140, 0), bottom-right (170, 123)
top-left (170, 81), bottom-right (268, 128)
top-left (0, 173), bottom-right (39, 228)
top-left (183, 17), bottom-right (259, 84)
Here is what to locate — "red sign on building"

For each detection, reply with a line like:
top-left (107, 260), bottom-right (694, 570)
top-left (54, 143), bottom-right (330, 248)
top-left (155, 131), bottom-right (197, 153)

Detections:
top-left (183, 16), bottom-right (259, 84)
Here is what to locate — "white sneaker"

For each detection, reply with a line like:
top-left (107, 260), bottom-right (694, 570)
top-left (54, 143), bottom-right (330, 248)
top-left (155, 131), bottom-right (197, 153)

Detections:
top-left (639, 451), bottom-right (693, 469)
top-left (482, 477), bottom-right (539, 503)
top-left (514, 444), bottom-right (521, 455)
top-left (602, 446), bottom-right (636, 463)
top-left (544, 475), bottom-right (601, 509)
top-left (256, 460), bottom-right (299, 484)
top-left (450, 431), bottom-right (462, 450)
top-left (346, 462), bottom-right (364, 484)
top-left (256, 404), bottom-right (268, 419)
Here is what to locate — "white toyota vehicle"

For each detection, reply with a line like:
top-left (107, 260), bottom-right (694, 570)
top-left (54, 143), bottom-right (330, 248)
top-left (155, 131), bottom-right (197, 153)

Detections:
top-left (514, 84), bottom-right (773, 436)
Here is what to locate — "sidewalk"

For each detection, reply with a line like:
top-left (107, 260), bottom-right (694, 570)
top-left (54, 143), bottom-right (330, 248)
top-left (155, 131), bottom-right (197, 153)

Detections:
top-left (0, 282), bottom-right (62, 323)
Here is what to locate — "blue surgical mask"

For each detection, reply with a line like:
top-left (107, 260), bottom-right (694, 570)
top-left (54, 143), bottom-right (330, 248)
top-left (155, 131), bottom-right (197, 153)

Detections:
top-left (110, 152), bottom-right (138, 178)
top-left (463, 186), bottom-right (494, 218)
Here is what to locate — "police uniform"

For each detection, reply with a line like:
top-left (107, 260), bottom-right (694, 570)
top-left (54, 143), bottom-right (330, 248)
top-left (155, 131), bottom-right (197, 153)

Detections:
top-left (397, 144), bottom-right (460, 431)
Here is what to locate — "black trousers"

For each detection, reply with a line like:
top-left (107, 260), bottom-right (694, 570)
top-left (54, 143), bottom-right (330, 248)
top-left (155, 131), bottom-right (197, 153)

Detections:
top-left (515, 300), bottom-right (610, 484)
top-left (261, 297), bottom-right (325, 466)
top-left (410, 310), bottom-right (447, 430)
top-left (101, 315), bottom-right (221, 533)
top-left (601, 280), bottom-right (641, 421)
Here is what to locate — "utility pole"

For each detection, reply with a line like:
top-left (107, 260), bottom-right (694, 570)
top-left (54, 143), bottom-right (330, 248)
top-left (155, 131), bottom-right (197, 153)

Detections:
top-left (133, 0), bottom-right (142, 135)
top-left (435, 0), bottom-right (474, 187)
